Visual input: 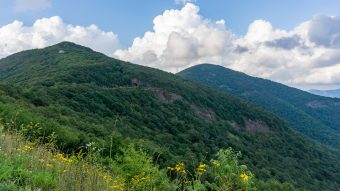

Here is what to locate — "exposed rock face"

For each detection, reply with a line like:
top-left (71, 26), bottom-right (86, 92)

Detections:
top-left (191, 105), bottom-right (216, 122)
top-left (244, 119), bottom-right (270, 133)
top-left (306, 100), bottom-right (328, 108)
top-left (131, 78), bottom-right (142, 86)
top-left (227, 119), bottom-right (270, 133)
top-left (147, 88), bottom-right (182, 104)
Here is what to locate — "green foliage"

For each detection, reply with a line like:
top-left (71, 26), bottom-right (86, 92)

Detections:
top-left (0, 182), bottom-right (18, 191)
top-left (167, 147), bottom-right (257, 191)
top-left (0, 42), bottom-right (339, 190)
top-left (0, 124), bottom-right (299, 191)
top-left (0, 126), bottom-right (134, 191)
top-left (167, 147), bottom-right (300, 191)
top-left (111, 145), bottom-right (176, 191)
top-left (255, 179), bottom-right (298, 191)
top-left (206, 148), bottom-right (256, 191)
top-left (178, 64), bottom-right (340, 150)
top-left (32, 172), bottom-right (56, 190)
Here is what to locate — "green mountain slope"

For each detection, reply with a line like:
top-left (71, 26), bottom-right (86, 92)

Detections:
top-left (0, 42), bottom-right (339, 190)
top-left (178, 64), bottom-right (340, 150)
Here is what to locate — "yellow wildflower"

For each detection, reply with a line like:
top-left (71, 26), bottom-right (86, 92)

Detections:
top-left (64, 158), bottom-right (73, 164)
top-left (211, 160), bottom-right (221, 168)
top-left (110, 183), bottom-right (125, 191)
top-left (54, 153), bottom-right (74, 164)
top-left (196, 162), bottom-right (207, 175)
top-left (168, 163), bottom-right (186, 174)
top-left (175, 163), bottom-right (186, 174)
top-left (240, 173), bottom-right (249, 181)
top-left (167, 166), bottom-right (174, 171)
top-left (110, 185), bottom-right (119, 189)
top-left (46, 163), bottom-right (53, 168)
top-left (103, 175), bottom-right (112, 180)
top-left (22, 144), bottom-right (33, 152)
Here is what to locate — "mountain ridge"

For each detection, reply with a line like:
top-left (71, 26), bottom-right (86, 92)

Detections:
top-left (178, 63), bottom-right (340, 150)
top-left (0, 42), bottom-right (339, 190)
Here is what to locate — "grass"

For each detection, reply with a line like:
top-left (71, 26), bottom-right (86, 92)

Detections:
top-left (0, 124), bottom-right (126, 191)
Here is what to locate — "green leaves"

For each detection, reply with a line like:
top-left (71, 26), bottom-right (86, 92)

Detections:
top-left (111, 145), bottom-right (175, 191)
top-left (206, 148), bottom-right (256, 191)
top-left (32, 172), bottom-right (56, 190)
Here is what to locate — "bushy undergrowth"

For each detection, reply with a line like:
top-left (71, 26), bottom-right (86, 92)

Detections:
top-left (0, 120), bottom-right (300, 191)
top-left (0, 122), bottom-right (177, 190)
top-left (0, 126), bottom-right (127, 190)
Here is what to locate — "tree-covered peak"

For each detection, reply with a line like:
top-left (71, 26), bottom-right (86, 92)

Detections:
top-left (0, 43), bottom-right (339, 190)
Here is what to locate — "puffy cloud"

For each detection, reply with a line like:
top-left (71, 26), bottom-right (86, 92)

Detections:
top-left (231, 17), bottom-right (340, 87)
top-left (14, 0), bottom-right (52, 12)
top-left (0, 16), bottom-right (121, 58)
top-left (115, 3), bottom-right (233, 72)
top-left (265, 36), bottom-right (302, 50)
top-left (2, 3), bottom-right (340, 88)
top-left (115, 3), bottom-right (340, 88)
top-left (308, 15), bottom-right (340, 48)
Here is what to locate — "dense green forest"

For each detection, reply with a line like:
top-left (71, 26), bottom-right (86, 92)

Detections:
top-left (0, 42), bottom-right (339, 190)
top-left (179, 64), bottom-right (340, 150)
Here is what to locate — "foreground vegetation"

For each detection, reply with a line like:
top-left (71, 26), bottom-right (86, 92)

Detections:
top-left (0, 42), bottom-right (339, 190)
top-left (0, 121), bottom-right (299, 191)
top-left (0, 122), bottom-right (173, 190)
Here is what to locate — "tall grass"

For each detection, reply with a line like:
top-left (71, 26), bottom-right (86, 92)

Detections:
top-left (0, 124), bottom-right (125, 191)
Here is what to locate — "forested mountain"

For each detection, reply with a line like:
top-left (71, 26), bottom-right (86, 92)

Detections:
top-left (0, 42), bottom-right (339, 190)
top-left (178, 64), bottom-right (340, 150)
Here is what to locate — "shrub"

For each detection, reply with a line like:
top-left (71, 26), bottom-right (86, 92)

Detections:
top-left (110, 145), bottom-right (176, 191)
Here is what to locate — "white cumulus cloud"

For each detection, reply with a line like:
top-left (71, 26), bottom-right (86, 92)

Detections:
top-left (14, 0), bottom-right (52, 12)
top-left (230, 16), bottom-right (340, 87)
top-left (115, 3), bottom-right (233, 72)
top-left (2, 3), bottom-right (340, 89)
top-left (115, 3), bottom-right (340, 88)
top-left (0, 16), bottom-right (121, 58)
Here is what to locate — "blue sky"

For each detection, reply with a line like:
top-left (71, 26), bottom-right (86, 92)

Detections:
top-left (1, 0), bottom-right (340, 46)
top-left (1, 0), bottom-right (340, 89)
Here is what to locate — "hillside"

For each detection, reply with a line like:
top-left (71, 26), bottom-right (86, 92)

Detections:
top-left (0, 42), bottom-right (339, 190)
top-left (179, 64), bottom-right (340, 150)
top-left (0, 123), bottom-right (298, 191)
